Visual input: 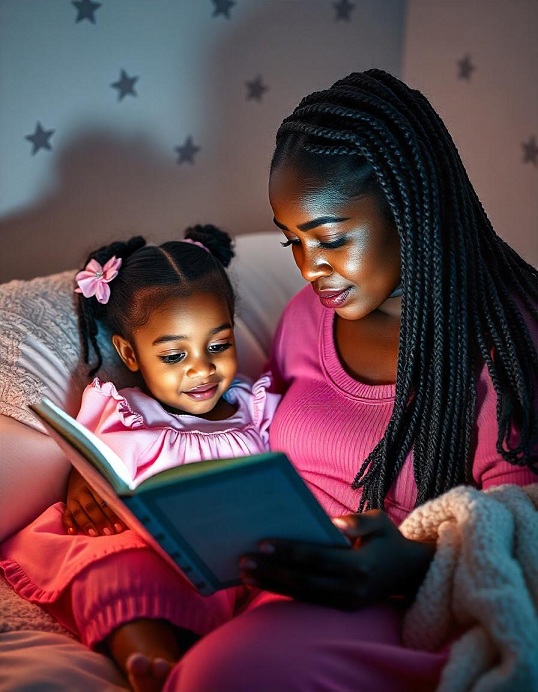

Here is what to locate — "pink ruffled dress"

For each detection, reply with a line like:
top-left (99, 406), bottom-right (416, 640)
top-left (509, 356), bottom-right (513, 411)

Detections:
top-left (0, 374), bottom-right (280, 647)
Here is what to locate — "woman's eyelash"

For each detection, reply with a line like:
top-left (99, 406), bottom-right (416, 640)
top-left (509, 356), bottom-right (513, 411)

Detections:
top-left (280, 237), bottom-right (346, 249)
top-left (319, 237), bottom-right (346, 249)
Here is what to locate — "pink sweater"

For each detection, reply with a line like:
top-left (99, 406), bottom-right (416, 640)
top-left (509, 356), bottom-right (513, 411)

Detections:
top-left (268, 286), bottom-right (536, 524)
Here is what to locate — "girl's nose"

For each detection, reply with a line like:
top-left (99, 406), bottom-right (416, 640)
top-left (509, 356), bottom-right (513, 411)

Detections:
top-left (187, 355), bottom-right (216, 377)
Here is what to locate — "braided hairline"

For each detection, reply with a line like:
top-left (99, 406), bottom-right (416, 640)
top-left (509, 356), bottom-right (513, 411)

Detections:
top-left (274, 70), bottom-right (538, 509)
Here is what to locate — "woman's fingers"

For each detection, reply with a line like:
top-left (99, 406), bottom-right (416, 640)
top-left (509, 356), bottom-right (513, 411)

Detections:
top-left (239, 510), bottom-right (432, 607)
top-left (239, 539), bottom-right (378, 609)
top-left (240, 560), bottom-right (369, 611)
top-left (332, 509), bottom-right (394, 543)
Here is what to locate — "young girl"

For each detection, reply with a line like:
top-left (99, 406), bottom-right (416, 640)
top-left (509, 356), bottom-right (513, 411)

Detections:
top-left (0, 224), bottom-right (279, 692)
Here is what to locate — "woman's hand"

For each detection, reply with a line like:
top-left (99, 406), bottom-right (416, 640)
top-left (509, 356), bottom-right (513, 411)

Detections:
top-left (239, 510), bottom-right (435, 610)
top-left (62, 468), bottom-right (127, 537)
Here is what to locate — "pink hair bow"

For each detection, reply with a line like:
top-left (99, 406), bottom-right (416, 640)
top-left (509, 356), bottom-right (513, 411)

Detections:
top-left (75, 256), bottom-right (122, 304)
top-left (182, 238), bottom-right (210, 253)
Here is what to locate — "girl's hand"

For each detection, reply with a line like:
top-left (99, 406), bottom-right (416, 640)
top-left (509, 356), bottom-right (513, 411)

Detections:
top-left (62, 468), bottom-right (127, 537)
top-left (239, 509), bottom-right (435, 610)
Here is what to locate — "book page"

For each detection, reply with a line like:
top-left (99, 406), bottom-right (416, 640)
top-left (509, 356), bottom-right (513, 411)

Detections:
top-left (30, 398), bottom-right (135, 492)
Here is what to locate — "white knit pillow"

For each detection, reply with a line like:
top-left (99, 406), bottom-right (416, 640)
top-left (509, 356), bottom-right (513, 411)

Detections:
top-left (0, 270), bottom-right (138, 429)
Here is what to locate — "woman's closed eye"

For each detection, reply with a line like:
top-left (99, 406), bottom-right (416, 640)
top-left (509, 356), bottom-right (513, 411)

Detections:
top-left (319, 237), bottom-right (346, 249)
top-left (280, 237), bottom-right (347, 250)
top-left (280, 238), bottom-right (299, 248)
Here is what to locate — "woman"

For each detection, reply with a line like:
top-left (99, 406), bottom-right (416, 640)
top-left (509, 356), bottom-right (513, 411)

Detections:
top-left (161, 69), bottom-right (537, 691)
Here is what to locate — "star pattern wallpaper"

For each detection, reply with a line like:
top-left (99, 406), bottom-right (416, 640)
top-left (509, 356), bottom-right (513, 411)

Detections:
top-left (403, 1), bottom-right (537, 268)
top-left (0, 0), bottom-right (536, 282)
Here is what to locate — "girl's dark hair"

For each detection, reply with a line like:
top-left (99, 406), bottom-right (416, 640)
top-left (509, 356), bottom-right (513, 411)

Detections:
top-left (272, 69), bottom-right (538, 509)
top-left (77, 224), bottom-right (235, 377)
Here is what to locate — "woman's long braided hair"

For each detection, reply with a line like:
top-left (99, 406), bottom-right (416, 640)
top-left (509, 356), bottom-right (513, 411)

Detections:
top-left (76, 224), bottom-right (235, 377)
top-left (272, 69), bottom-right (538, 509)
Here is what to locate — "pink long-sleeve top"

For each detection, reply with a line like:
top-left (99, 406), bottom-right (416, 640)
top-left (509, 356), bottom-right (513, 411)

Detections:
top-left (268, 286), bottom-right (536, 524)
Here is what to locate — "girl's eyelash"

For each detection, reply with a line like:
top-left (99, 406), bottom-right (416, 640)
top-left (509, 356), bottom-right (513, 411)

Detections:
top-left (160, 353), bottom-right (186, 364)
top-left (280, 239), bottom-right (297, 248)
top-left (161, 342), bottom-right (232, 363)
top-left (208, 342), bottom-right (232, 353)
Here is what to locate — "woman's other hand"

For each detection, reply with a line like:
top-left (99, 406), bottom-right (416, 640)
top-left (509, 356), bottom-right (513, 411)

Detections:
top-left (239, 510), bottom-right (435, 610)
top-left (62, 467), bottom-right (126, 537)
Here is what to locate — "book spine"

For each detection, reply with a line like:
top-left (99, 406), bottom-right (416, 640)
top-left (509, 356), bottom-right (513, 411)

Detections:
top-left (123, 495), bottom-right (215, 596)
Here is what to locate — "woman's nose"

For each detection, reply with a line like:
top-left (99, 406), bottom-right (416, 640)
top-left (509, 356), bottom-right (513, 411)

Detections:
top-left (297, 248), bottom-right (332, 283)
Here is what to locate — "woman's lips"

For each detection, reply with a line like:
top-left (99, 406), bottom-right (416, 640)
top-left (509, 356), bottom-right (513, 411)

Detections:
top-left (315, 288), bottom-right (351, 309)
top-left (184, 383), bottom-right (219, 401)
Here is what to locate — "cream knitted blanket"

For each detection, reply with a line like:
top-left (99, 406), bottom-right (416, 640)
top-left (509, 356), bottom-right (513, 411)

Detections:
top-left (401, 483), bottom-right (538, 692)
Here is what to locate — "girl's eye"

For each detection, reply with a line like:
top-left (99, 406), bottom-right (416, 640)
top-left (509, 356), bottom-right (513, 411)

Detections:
top-left (160, 353), bottom-right (186, 364)
top-left (280, 238), bottom-right (299, 248)
top-left (319, 237), bottom-right (346, 250)
top-left (208, 341), bottom-right (233, 353)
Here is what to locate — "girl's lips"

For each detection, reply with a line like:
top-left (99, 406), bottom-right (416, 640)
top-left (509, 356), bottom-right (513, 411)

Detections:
top-left (316, 288), bottom-right (351, 309)
top-left (184, 383), bottom-right (219, 401)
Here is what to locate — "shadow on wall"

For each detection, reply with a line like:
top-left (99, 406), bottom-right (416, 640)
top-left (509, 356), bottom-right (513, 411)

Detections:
top-left (0, 1), bottom-right (404, 284)
top-left (0, 4), bottom-right (287, 285)
top-left (0, 130), bottom-right (211, 283)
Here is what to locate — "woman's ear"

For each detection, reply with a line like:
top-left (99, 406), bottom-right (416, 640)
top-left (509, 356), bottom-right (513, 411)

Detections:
top-left (112, 335), bottom-right (139, 372)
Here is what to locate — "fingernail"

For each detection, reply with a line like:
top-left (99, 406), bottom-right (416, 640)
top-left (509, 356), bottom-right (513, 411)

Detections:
top-left (259, 542), bottom-right (275, 554)
top-left (88, 528), bottom-right (98, 537)
top-left (67, 527), bottom-right (75, 535)
top-left (114, 523), bottom-right (123, 533)
top-left (239, 557), bottom-right (257, 570)
top-left (103, 527), bottom-right (112, 536)
top-left (332, 518), bottom-right (347, 528)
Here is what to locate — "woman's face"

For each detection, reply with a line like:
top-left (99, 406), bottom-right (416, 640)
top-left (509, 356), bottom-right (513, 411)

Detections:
top-left (269, 162), bottom-right (402, 321)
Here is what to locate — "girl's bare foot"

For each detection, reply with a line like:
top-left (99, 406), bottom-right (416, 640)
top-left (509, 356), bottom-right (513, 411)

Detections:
top-left (106, 618), bottom-right (198, 692)
top-left (126, 653), bottom-right (173, 692)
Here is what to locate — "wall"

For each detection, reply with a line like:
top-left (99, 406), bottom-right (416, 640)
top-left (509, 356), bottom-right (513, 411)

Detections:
top-left (0, 0), bottom-right (405, 282)
top-left (403, 0), bottom-right (538, 267)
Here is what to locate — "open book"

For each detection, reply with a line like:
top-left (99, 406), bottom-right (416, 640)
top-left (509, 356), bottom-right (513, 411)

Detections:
top-left (29, 398), bottom-right (349, 596)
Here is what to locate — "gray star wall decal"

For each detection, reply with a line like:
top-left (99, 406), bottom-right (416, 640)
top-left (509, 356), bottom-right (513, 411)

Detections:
top-left (111, 70), bottom-right (139, 101)
top-left (522, 135), bottom-right (537, 166)
top-left (246, 75), bottom-right (268, 102)
top-left (175, 136), bottom-right (201, 164)
top-left (333, 0), bottom-right (356, 21)
top-left (25, 122), bottom-right (55, 155)
top-left (457, 54), bottom-right (475, 81)
top-left (72, 0), bottom-right (102, 24)
top-left (211, 0), bottom-right (236, 19)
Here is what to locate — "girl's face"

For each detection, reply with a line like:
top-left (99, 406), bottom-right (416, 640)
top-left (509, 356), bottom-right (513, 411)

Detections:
top-left (113, 292), bottom-right (237, 419)
top-left (269, 162), bottom-right (402, 321)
